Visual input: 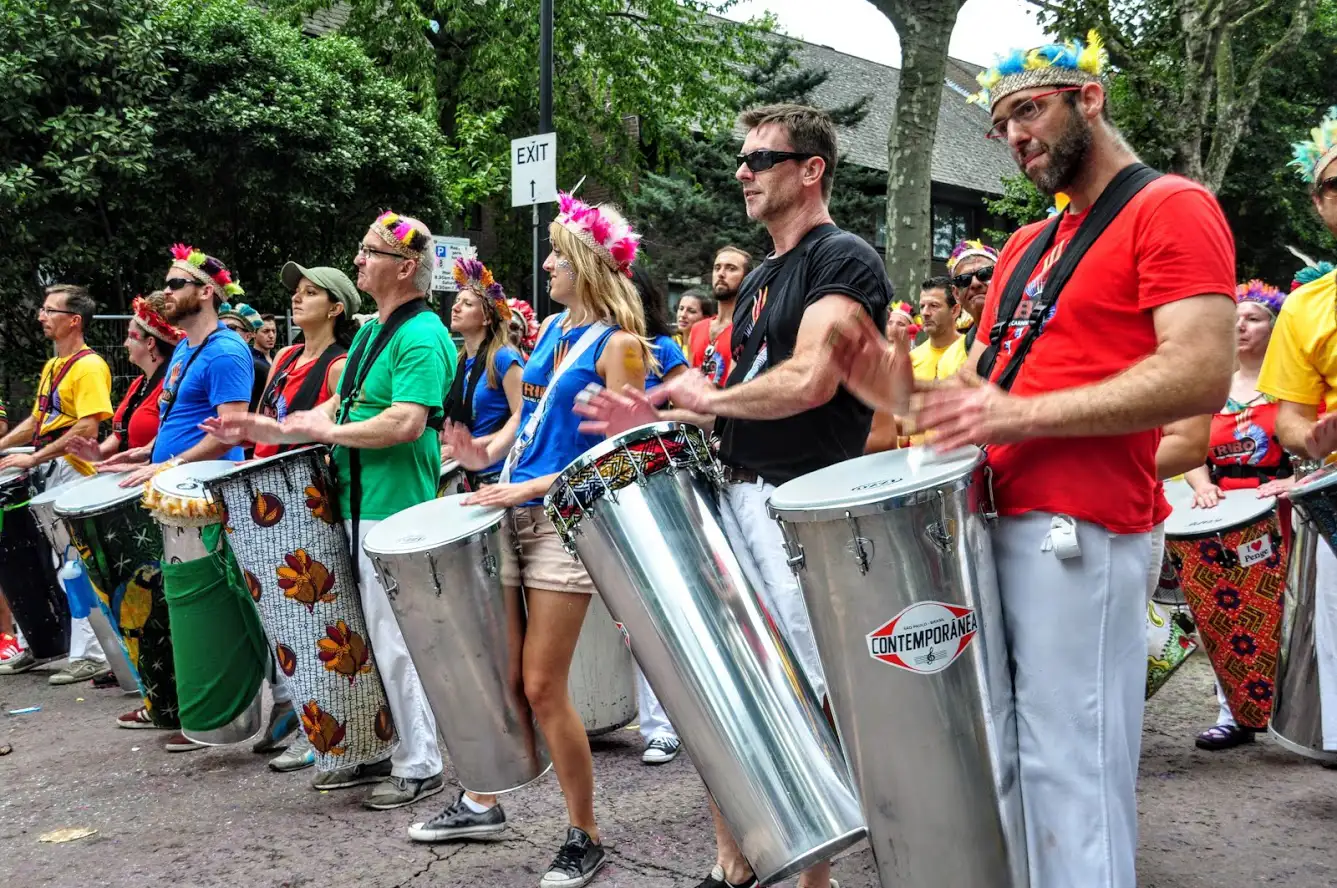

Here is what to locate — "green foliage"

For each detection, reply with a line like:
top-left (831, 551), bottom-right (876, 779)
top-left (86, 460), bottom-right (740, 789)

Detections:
top-left (627, 42), bottom-right (886, 284)
top-left (983, 174), bottom-right (1051, 245)
top-left (0, 0), bottom-right (452, 403)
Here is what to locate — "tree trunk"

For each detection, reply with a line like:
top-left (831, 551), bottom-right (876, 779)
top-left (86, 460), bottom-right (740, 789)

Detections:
top-left (870, 0), bottom-right (966, 306)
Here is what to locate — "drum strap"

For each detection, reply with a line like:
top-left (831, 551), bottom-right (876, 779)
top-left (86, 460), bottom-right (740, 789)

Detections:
top-left (158, 331), bottom-right (221, 427)
top-left (499, 314), bottom-right (611, 484)
top-left (31, 348), bottom-right (96, 448)
top-left (976, 163), bottom-right (1161, 390)
top-left (444, 348), bottom-right (490, 430)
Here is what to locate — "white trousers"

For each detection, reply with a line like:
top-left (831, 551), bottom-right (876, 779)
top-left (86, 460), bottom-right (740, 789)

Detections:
top-left (43, 459), bottom-right (104, 664)
top-left (636, 666), bottom-right (676, 743)
top-left (717, 479), bottom-right (827, 703)
top-left (993, 513), bottom-right (1150, 888)
top-left (1144, 523), bottom-right (1164, 603)
top-left (346, 519), bottom-right (442, 779)
top-left (1313, 537), bottom-right (1337, 749)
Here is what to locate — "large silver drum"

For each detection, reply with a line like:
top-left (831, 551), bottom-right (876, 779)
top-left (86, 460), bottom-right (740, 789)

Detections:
top-left (769, 447), bottom-right (1028, 888)
top-left (569, 594), bottom-right (637, 735)
top-left (363, 495), bottom-right (552, 794)
top-left (546, 421), bottom-right (866, 885)
top-left (1272, 466), bottom-right (1337, 762)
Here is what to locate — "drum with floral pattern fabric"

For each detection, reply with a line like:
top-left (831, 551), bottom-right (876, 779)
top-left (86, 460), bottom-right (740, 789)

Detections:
top-left (1145, 600), bottom-right (1196, 699)
top-left (203, 446), bottom-right (398, 770)
top-left (1164, 491), bottom-right (1286, 729)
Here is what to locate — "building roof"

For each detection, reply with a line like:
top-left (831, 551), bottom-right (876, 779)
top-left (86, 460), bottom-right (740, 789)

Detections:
top-left (787, 39), bottom-right (1015, 196)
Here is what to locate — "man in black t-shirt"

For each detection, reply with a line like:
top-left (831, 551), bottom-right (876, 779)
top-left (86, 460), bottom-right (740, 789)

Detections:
top-left (578, 102), bottom-right (890, 888)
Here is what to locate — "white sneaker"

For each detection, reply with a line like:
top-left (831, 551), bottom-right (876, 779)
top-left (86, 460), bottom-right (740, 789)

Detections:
top-left (641, 735), bottom-right (681, 764)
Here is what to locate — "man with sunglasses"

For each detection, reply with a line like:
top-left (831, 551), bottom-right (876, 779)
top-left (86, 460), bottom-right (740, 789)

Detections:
top-left (0, 284), bottom-right (114, 682)
top-left (829, 36), bottom-right (1235, 888)
top-left (934, 240), bottom-right (998, 380)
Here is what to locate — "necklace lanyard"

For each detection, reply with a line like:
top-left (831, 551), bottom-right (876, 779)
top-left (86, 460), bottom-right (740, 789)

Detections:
top-left (159, 330), bottom-right (220, 424)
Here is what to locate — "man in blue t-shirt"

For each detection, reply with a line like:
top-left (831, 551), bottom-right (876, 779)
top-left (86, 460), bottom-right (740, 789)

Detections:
top-left (106, 245), bottom-right (254, 488)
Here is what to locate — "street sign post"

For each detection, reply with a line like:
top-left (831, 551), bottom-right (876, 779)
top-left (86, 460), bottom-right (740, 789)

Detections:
top-left (511, 132), bottom-right (558, 311)
top-left (431, 236), bottom-right (471, 292)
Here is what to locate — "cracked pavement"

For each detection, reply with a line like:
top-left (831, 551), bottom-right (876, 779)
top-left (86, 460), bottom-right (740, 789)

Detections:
top-left (4, 654), bottom-right (1337, 887)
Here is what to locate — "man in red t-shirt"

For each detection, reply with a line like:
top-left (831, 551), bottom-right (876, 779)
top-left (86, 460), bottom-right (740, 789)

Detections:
top-left (686, 245), bottom-right (750, 385)
top-left (834, 39), bottom-right (1235, 888)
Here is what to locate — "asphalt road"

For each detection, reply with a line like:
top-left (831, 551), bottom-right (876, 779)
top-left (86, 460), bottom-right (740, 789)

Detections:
top-left (3, 654), bottom-right (1336, 888)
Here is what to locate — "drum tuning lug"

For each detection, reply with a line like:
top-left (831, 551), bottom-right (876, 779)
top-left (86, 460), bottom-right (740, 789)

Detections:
top-left (844, 512), bottom-right (871, 575)
top-left (924, 520), bottom-right (955, 553)
top-left (779, 523), bottom-right (806, 572)
top-left (428, 554), bottom-right (444, 598)
top-left (373, 561), bottom-right (399, 601)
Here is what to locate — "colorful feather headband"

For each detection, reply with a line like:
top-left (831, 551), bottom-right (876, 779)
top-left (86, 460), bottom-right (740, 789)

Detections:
top-left (371, 211), bottom-right (431, 259)
top-left (1236, 280), bottom-right (1285, 317)
top-left (555, 192), bottom-right (640, 277)
top-left (506, 298), bottom-right (539, 350)
top-left (888, 301), bottom-right (922, 338)
top-left (131, 295), bottom-right (184, 345)
top-left (452, 252), bottom-right (511, 324)
top-left (947, 239), bottom-right (998, 273)
top-left (971, 29), bottom-right (1107, 110)
top-left (1290, 107), bottom-right (1337, 186)
top-left (169, 243), bottom-right (244, 298)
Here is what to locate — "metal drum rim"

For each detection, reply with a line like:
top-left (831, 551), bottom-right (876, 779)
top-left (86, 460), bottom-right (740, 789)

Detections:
top-left (200, 446), bottom-right (330, 493)
top-left (767, 456), bottom-right (986, 524)
top-left (1163, 498), bottom-right (1277, 541)
top-left (363, 515), bottom-right (503, 558)
top-left (544, 419), bottom-right (706, 506)
top-left (53, 479), bottom-right (142, 518)
top-left (1291, 461), bottom-right (1337, 497)
top-left (754, 825), bottom-right (869, 885)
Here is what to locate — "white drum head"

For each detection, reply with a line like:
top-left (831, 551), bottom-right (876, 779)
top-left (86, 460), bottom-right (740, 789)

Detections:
top-left (53, 471), bottom-right (140, 515)
top-left (0, 466), bottom-right (26, 487)
top-left (364, 494), bottom-right (503, 556)
top-left (30, 472), bottom-right (99, 507)
top-left (151, 460), bottom-right (241, 502)
top-left (769, 446), bottom-right (984, 517)
top-left (1163, 482), bottom-right (1275, 537)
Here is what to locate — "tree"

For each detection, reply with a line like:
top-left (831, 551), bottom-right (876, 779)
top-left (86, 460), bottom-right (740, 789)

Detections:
top-left (626, 43), bottom-right (884, 284)
top-left (868, 0), bottom-right (968, 310)
top-left (0, 0), bottom-right (455, 403)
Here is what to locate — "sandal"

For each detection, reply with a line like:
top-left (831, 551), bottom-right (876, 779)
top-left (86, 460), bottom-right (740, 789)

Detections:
top-left (1195, 724), bottom-right (1255, 750)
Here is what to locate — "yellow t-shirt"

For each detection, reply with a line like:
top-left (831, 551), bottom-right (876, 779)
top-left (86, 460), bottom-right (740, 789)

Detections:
top-left (30, 351), bottom-right (113, 475)
top-left (1258, 271), bottom-right (1337, 412)
top-left (936, 335), bottom-right (970, 380)
top-left (910, 336), bottom-right (963, 382)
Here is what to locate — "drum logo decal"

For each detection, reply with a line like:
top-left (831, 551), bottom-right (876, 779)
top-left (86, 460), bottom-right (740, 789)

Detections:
top-left (1238, 534), bottom-right (1273, 568)
top-left (867, 601), bottom-right (978, 674)
top-left (614, 621), bottom-right (631, 650)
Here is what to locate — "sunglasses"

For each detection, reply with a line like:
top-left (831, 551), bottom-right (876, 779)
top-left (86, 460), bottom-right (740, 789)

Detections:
top-left (951, 266), bottom-right (995, 289)
top-left (224, 323), bottom-right (246, 334)
top-left (165, 277), bottom-right (199, 292)
top-left (737, 149), bottom-right (817, 173)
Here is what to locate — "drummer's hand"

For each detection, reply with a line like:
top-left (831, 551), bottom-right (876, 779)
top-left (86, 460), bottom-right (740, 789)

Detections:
top-left (913, 376), bottom-right (1030, 451)
top-left (463, 481), bottom-right (538, 508)
top-left (1305, 412), bottom-right (1337, 460)
top-left (96, 445), bottom-right (150, 473)
top-left (658, 370), bottom-right (716, 415)
top-left (574, 384), bottom-right (663, 438)
top-left (279, 409), bottom-right (334, 444)
top-left (200, 413), bottom-right (278, 446)
top-left (63, 435), bottom-right (102, 464)
top-left (1191, 485), bottom-right (1224, 508)
top-left (830, 314), bottom-right (915, 415)
top-left (119, 460), bottom-right (167, 489)
top-left (441, 421), bottom-right (492, 472)
top-left (0, 453), bottom-right (36, 471)
top-left (1256, 477), bottom-right (1296, 499)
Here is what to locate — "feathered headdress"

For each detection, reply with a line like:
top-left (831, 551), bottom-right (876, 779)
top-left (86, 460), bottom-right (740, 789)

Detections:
top-left (1288, 246), bottom-right (1336, 291)
top-left (131, 295), bottom-right (183, 345)
top-left (506, 298), bottom-right (539, 350)
top-left (169, 243), bottom-right (244, 298)
top-left (370, 211), bottom-right (432, 259)
top-left (1236, 280), bottom-right (1285, 317)
top-left (888, 301), bottom-right (922, 338)
top-left (971, 29), bottom-right (1107, 110)
top-left (452, 251), bottom-right (511, 324)
top-left (1290, 107), bottom-right (1337, 187)
top-left (947, 239), bottom-right (999, 273)
top-left (554, 192), bottom-right (640, 277)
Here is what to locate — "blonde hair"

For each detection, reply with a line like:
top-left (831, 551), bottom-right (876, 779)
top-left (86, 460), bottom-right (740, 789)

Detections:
top-left (549, 208), bottom-right (657, 374)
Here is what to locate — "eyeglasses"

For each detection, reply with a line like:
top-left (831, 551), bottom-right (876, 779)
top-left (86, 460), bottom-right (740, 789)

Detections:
top-left (165, 277), bottom-right (199, 292)
top-left (737, 150), bottom-right (818, 173)
top-left (950, 265), bottom-right (995, 289)
top-left (986, 87), bottom-right (1082, 140)
top-left (224, 323), bottom-right (247, 334)
top-left (357, 244), bottom-right (405, 261)
top-left (38, 306), bottom-right (78, 317)
top-left (1317, 176), bottom-right (1337, 199)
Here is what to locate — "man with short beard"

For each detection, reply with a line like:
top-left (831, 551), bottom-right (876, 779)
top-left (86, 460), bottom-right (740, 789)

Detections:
top-left (686, 245), bottom-right (750, 385)
top-left (832, 34), bottom-right (1236, 888)
top-left (908, 276), bottom-right (959, 381)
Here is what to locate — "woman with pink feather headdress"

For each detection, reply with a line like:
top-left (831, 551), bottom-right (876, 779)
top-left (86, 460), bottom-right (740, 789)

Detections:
top-left (426, 194), bottom-right (653, 886)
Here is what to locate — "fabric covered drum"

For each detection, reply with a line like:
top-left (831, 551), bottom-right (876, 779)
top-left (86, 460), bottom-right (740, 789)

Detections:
top-left (1145, 600), bottom-right (1196, 699)
top-left (145, 462), bottom-right (265, 744)
top-left (0, 465), bottom-right (70, 660)
top-left (547, 422), bottom-right (865, 885)
top-left (437, 459), bottom-right (468, 498)
top-left (364, 494), bottom-right (550, 793)
top-left (1164, 489), bottom-right (1285, 730)
top-left (56, 473), bottom-right (176, 726)
top-left (204, 446), bottom-right (398, 771)
top-left (31, 474), bottom-right (140, 693)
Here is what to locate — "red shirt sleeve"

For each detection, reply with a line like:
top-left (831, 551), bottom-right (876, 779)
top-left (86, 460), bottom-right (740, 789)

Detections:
top-left (1134, 186), bottom-right (1235, 311)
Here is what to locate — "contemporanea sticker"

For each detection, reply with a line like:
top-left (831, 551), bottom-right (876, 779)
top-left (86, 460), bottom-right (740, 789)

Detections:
top-left (866, 601), bottom-right (978, 674)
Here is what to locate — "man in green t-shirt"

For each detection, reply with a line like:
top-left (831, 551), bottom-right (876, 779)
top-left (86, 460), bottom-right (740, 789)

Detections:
top-left (208, 212), bottom-right (454, 810)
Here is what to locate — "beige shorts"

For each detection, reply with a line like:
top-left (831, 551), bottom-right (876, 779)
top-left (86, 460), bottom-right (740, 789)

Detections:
top-left (500, 505), bottom-right (598, 595)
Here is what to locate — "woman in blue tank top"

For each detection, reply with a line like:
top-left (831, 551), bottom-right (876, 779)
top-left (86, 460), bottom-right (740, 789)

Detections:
top-left (434, 196), bottom-right (652, 884)
top-left (443, 255), bottom-right (524, 488)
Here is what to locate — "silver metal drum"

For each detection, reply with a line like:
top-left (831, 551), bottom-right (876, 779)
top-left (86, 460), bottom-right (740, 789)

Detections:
top-left (30, 474), bottom-right (140, 693)
top-left (769, 447), bottom-right (1028, 888)
top-left (570, 594), bottom-right (637, 735)
top-left (364, 495), bottom-right (552, 794)
top-left (546, 421), bottom-right (866, 885)
top-left (1271, 467), bottom-right (1337, 762)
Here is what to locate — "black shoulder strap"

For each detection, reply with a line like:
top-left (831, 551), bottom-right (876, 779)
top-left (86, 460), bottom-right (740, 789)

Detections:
top-left (157, 331), bottom-right (220, 425)
top-left (288, 343), bottom-right (346, 416)
top-left (445, 350), bottom-right (489, 429)
top-left (977, 163), bottom-right (1162, 390)
top-left (257, 346), bottom-right (303, 415)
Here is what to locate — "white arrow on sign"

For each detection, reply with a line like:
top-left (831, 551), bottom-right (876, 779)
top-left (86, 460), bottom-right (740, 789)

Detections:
top-left (511, 133), bottom-right (558, 208)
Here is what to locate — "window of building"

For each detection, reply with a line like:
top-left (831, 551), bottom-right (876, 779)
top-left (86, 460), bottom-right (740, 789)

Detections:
top-left (932, 203), bottom-right (971, 261)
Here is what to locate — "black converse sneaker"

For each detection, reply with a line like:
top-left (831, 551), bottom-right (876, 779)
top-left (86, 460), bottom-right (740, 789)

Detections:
top-left (540, 826), bottom-right (606, 888)
top-left (407, 792), bottom-right (508, 842)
